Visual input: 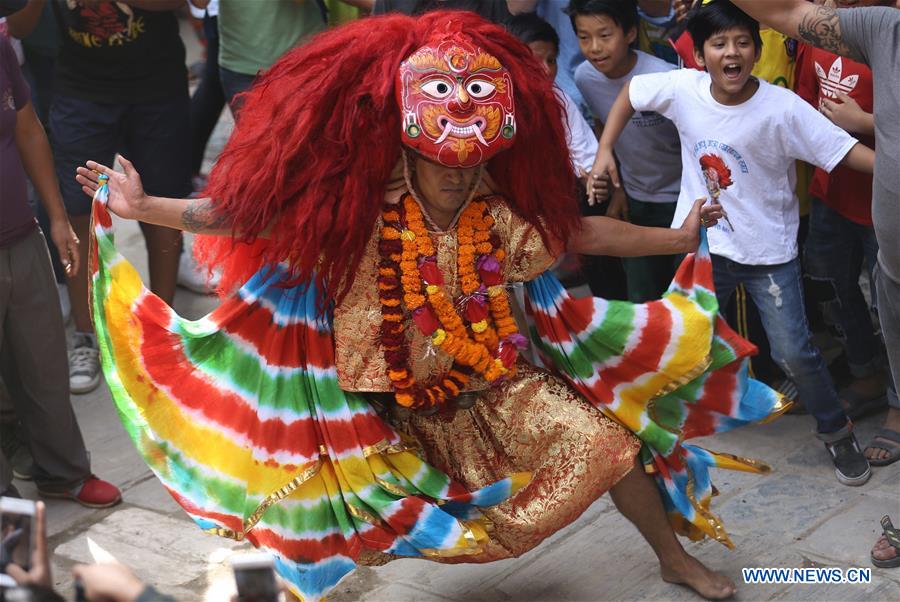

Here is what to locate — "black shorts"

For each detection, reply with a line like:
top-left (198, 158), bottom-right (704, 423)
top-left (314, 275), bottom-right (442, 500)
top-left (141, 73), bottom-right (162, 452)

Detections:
top-left (49, 93), bottom-right (192, 216)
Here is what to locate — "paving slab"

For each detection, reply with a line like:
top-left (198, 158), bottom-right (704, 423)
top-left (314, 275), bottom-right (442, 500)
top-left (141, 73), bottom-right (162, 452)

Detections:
top-left (51, 506), bottom-right (251, 600)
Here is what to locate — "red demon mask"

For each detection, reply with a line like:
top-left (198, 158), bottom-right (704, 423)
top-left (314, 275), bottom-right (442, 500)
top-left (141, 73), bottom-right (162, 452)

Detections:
top-left (397, 36), bottom-right (516, 168)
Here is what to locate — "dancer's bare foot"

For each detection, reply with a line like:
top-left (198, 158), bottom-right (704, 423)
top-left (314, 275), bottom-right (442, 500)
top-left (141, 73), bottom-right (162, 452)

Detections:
top-left (661, 552), bottom-right (736, 600)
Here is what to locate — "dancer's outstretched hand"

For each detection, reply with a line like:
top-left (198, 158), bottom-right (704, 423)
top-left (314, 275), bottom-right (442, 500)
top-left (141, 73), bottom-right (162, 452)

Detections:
top-left (75, 155), bottom-right (149, 221)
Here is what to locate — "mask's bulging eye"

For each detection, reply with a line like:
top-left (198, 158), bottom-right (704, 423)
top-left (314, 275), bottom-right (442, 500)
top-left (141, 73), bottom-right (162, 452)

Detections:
top-left (466, 80), bottom-right (496, 99)
top-left (420, 79), bottom-right (454, 99)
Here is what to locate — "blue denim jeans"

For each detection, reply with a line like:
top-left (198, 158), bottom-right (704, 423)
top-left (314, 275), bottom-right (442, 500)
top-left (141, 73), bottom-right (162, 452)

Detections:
top-left (804, 199), bottom-right (882, 378)
top-left (712, 255), bottom-right (847, 435)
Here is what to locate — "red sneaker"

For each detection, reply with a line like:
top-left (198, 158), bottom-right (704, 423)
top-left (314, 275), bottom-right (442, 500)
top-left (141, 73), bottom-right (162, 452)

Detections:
top-left (39, 475), bottom-right (122, 508)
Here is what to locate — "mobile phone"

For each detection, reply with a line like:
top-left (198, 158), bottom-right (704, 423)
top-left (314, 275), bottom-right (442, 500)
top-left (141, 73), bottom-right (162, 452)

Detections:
top-left (0, 498), bottom-right (35, 589)
top-left (230, 553), bottom-right (279, 602)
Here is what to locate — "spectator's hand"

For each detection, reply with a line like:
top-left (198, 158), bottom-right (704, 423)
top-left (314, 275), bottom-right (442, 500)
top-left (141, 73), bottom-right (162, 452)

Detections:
top-left (76, 155), bottom-right (150, 222)
top-left (699, 200), bottom-right (724, 229)
top-left (49, 217), bottom-right (81, 277)
top-left (820, 92), bottom-right (869, 134)
top-left (587, 148), bottom-right (618, 206)
top-left (674, 0), bottom-right (696, 23)
top-left (72, 563), bottom-right (146, 602)
top-left (605, 190), bottom-right (629, 221)
top-left (677, 198), bottom-right (706, 252)
top-left (6, 502), bottom-right (51, 590)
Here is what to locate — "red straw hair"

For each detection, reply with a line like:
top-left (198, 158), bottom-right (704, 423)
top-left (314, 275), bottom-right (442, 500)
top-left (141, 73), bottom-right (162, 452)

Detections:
top-left (196, 11), bottom-right (579, 305)
top-left (699, 153), bottom-right (733, 189)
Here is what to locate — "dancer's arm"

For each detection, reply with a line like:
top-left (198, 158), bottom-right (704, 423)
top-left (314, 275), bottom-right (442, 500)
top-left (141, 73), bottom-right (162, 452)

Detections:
top-left (76, 157), bottom-right (244, 236)
top-left (569, 198), bottom-right (721, 257)
top-left (839, 142), bottom-right (875, 174)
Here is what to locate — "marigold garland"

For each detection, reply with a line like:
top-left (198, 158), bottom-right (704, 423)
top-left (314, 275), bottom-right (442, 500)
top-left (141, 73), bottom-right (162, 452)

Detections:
top-left (376, 194), bottom-right (522, 411)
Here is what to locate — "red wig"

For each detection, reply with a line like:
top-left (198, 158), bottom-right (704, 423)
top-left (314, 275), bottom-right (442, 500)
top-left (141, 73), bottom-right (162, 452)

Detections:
top-left (699, 153), bottom-right (733, 189)
top-left (196, 11), bottom-right (580, 305)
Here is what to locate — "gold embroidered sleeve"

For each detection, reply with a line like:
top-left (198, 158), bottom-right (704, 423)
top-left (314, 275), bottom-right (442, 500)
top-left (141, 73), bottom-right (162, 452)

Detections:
top-left (495, 203), bottom-right (559, 283)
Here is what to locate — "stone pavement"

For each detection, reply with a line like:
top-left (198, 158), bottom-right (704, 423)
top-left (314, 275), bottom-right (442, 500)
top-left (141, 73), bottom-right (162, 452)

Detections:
top-left (11, 17), bottom-right (900, 602)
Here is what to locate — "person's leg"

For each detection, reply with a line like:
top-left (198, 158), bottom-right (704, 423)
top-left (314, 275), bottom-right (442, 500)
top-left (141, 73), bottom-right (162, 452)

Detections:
top-left (710, 254), bottom-right (739, 313)
top-left (190, 14), bottom-right (225, 177)
top-left (48, 94), bottom-right (122, 392)
top-left (743, 259), bottom-right (846, 432)
top-left (868, 264), bottom-right (900, 463)
top-left (2, 231), bottom-right (91, 490)
top-left (219, 65), bottom-right (259, 116)
top-left (609, 458), bottom-right (736, 599)
top-left (49, 95), bottom-right (121, 334)
top-left (805, 200), bottom-right (884, 395)
top-left (741, 259), bottom-right (869, 483)
top-left (622, 199), bottom-right (679, 302)
top-left (125, 95), bottom-right (192, 305)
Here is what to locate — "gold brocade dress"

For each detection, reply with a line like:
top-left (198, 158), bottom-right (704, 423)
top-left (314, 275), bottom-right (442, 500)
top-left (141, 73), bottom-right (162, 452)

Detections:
top-left (334, 182), bottom-right (641, 562)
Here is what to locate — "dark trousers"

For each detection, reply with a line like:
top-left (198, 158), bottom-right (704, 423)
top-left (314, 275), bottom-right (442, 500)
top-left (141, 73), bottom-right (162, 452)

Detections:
top-left (190, 14), bottom-right (225, 174)
top-left (0, 230), bottom-right (91, 491)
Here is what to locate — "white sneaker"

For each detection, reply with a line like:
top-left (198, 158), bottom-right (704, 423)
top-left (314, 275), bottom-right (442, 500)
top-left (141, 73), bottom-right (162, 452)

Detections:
top-left (69, 332), bottom-right (101, 394)
top-left (57, 282), bottom-right (71, 324)
top-left (177, 246), bottom-right (221, 294)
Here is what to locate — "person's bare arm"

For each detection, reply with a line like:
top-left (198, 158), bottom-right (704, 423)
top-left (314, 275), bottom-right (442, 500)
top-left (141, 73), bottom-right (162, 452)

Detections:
top-left (188, 0), bottom-right (210, 8)
top-left (839, 142), bottom-right (875, 174)
top-left (121, 0), bottom-right (186, 10)
top-left (15, 101), bottom-right (80, 275)
top-left (6, 0), bottom-right (46, 39)
top-left (76, 158), bottom-right (239, 236)
top-left (570, 199), bottom-right (708, 256)
top-left (507, 0), bottom-right (539, 15)
top-left (637, 0), bottom-right (673, 18)
top-left (730, 0), bottom-right (863, 62)
top-left (587, 81), bottom-right (635, 203)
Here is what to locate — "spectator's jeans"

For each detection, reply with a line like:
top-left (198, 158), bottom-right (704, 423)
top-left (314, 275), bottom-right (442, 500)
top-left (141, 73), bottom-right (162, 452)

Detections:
top-left (804, 199), bottom-right (882, 379)
top-left (219, 66), bottom-right (258, 114)
top-left (712, 255), bottom-right (847, 436)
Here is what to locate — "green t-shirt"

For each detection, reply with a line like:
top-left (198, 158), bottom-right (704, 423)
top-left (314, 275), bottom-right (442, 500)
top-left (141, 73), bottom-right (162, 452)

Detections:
top-left (218, 0), bottom-right (326, 76)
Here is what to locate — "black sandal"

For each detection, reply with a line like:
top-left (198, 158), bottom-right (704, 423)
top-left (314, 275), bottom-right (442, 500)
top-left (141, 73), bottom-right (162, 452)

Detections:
top-left (872, 515), bottom-right (900, 569)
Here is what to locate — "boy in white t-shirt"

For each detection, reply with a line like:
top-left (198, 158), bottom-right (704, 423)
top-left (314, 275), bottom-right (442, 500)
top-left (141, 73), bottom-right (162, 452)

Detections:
top-left (593, 0), bottom-right (876, 487)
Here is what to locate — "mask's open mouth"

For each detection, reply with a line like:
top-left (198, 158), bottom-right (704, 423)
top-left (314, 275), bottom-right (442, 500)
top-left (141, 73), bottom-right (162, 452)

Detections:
top-left (436, 116), bottom-right (488, 145)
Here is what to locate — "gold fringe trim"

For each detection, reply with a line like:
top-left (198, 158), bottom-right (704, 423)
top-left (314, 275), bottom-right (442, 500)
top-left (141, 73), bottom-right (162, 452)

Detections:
top-left (685, 466), bottom-right (734, 549)
top-left (205, 457), bottom-right (324, 542)
top-left (362, 440), bottom-right (413, 457)
top-left (759, 393), bottom-right (793, 424)
top-left (375, 476), bottom-right (412, 498)
top-left (347, 502), bottom-right (385, 526)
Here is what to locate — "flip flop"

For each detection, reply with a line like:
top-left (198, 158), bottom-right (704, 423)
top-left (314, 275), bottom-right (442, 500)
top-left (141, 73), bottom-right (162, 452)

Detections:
top-left (840, 387), bottom-right (888, 421)
top-left (865, 428), bottom-right (900, 467)
top-left (871, 515), bottom-right (900, 569)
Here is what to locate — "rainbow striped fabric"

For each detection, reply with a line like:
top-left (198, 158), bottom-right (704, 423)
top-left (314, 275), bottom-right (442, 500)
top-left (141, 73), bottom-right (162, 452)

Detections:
top-left (525, 229), bottom-right (788, 547)
top-left (89, 181), bottom-right (528, 601)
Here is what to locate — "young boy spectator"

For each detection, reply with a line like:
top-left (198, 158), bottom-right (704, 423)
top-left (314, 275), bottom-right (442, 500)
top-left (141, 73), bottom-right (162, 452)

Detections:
top-left (572, 0), bottom-right (683, 302)
top-left (795, 20), bottom-right (887, 416)
top-left (48, 0), bottom-right (192, 394)
top-left (0, 33), bottom-right (119, 507)
top-left (508, 12), bottom-right (597, 176)
top-left (593, 0), bottom-right (875, 486)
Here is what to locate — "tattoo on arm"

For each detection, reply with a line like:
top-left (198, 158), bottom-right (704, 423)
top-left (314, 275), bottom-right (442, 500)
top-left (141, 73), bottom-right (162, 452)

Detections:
top-left (181, 199), bottom-right (231, 233)
top-left (798, 7), bottom-right (864, 62)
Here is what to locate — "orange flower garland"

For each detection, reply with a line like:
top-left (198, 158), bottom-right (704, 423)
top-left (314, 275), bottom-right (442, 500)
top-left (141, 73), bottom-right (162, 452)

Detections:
top-left (377, 195), bottom-right (523, 411)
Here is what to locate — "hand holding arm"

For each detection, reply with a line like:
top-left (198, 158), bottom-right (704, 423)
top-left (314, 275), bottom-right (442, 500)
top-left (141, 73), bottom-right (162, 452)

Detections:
top-left (588, 81), bottom-right (636, 203)
top-left (820, 92), bottom-right (874, 136)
